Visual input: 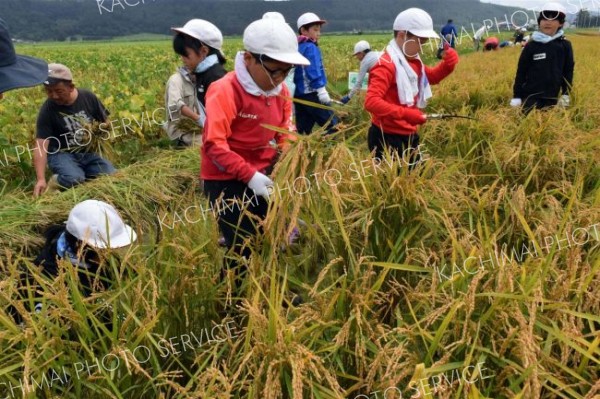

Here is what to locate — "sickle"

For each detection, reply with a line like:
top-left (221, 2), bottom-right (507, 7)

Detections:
top-left (426, 113), bottom-right (478, 121)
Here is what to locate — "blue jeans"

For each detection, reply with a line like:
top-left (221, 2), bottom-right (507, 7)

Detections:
top-left (47, 152), bottom-right (116, 188)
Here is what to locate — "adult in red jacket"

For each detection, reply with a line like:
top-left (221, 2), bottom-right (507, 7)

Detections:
top-left (365, 8), bottom-right (459, 162)
top-left (201, 18), bottom-right (309, 292)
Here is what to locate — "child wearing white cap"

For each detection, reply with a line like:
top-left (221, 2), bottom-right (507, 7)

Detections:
top-left (340, 40), bottom-right (383, 104)
top-left (365, 8), bottom-right (459, 161)
top-left (7, 200), bottom-right (137, 324)
top-left (34, 200), bottom-right (137, 294)
top-left (201, 18), bottom-right (309, 292)
top-left (293, 12), bottom-right (339, 134)
top-left (510, 2), bottom-right (574, 113)
top-left (168, 19), bottom-right (227, 144)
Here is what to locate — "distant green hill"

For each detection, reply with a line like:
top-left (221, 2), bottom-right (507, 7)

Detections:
top-left (3, 0), bottom-right (526, 41)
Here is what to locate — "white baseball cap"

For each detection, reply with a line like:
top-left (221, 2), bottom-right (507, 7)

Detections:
top-left (66, 200), bottom-right (137, 249)
top-left (171, 19), bottom-right (223, 51)
top-left (539, 2), bottom-right (567, 22)
top-left (353, 40), bottom-right (370, 55)
top-left (297, 12), bottom-right (326, 30)
top-left (540, 2), bottom-right (567, 14)
top-left (263, 12), bottom-right (286, 23)
top-left (393, 8), bottom-right (440, 39)
top-left (244, 19), bottom-right (310, 66)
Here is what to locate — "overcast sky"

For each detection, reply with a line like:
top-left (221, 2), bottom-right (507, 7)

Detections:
top-left (481, 0), bottom-right (600, 13)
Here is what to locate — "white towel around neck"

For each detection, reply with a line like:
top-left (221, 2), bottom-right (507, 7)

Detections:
top-left (385, 39), bottom-right (432, 109)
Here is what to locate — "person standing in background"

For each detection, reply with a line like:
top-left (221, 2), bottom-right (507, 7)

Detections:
top-left (437, 19), bottom-right (457, 58)
top-left (511, 2), bottom-right (574, 113)
top-left (473, 25), bottom-right (487, 52)
top-left (293, 12), bottom-right (339, 134)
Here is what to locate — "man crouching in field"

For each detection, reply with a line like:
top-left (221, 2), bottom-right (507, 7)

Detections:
top-left (33, 63), bottom-right (115, 196)
top-left (201, 19), bottom-right (308, 294)
top-left (365, 8), bottom-right (459, 163)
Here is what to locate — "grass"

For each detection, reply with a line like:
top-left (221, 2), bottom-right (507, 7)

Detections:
top-left (1, 32), bottom-right (599, 399)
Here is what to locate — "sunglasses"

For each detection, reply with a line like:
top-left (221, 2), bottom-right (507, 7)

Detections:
top-left (252, 53), bottom-right (293, 80)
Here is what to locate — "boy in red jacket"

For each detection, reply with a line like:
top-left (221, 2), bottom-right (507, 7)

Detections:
top-left (365, 8), bottom-right (459, 162)
top-left (201, 18), bottom-right (309, 292)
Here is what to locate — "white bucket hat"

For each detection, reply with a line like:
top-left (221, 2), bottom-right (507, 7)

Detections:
top-left (353, 40), bottom-right (370, 55)
top-left (244, 19), bottom-right (310, 66)
top-left (171, 19), bottom-right (223, 51)
top-left (66, 200), bottom-right (137, 249)
top-left (297, 12), bottom-right (326, 30)
top-left (393, 8), bottom-right (440, 39)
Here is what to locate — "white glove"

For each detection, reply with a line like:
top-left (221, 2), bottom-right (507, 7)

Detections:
top-left (316, 87), bottom-right (331, 105)
top-left (247, 172), bottom-right (274, 201)
top-left (557, 95), bottom-right (570, 108)
top-left (510, 98), bottom-right (522, 107)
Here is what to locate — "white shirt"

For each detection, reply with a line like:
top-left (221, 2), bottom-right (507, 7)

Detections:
top-left (348, 51), bottom-right (383, 98)
top-left (474, 26), bottom-right (487, 40)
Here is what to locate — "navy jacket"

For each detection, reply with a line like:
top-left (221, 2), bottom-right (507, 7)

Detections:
top-left (294, 36), bottom-right (327, 96)
top-left (513, 35), bottom-right (574, 101)
top-left (441, 23), bottom-right (458, 47)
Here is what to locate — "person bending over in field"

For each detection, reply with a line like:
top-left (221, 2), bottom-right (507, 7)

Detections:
top-left (201, 18), bottom-right (308, 294)
top-left (473, 25), bottom-right (487, 52)
top-left (0, 18), bottom-right (47, 100)
top-left (340, 40), bottom-right (383, 104)
top-left (8, 200), bottom-right (137, 324)
top-left (169, 18), bottom-right (227, 145)
top-left (510, 2), bottom-right (574, 113)
top-left (483, 37), bottom-right (499, 51)
top-left (364, 8), bottom-right (459, 162)
top-left (32, 63), bottom-right (116, 196)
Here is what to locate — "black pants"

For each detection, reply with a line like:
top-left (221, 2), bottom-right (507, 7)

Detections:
top-left (367, 125), bottom-right (421, 167)
top-left (203, 180), bottom-right (269, 289)
top-left (523, 97), bottom-right (558, 114)
top-left (294, 92), bottom-right (339, 135)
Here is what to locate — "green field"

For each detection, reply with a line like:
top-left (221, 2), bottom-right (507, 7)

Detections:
top-left (0, 31), bottom-right (599, 399)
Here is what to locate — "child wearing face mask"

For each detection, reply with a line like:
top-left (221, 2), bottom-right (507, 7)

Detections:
top-left (365, 8), bottom-right (459, 161)
top-left (510, 2), bottom-right (574, 113)
top-left (201, 18), bottom-right (309, 294)
top-left (169, 19), bottom-right (227, 141)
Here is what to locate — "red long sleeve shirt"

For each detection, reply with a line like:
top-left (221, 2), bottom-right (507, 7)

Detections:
top-left (365, 51), bottom-right (455, 135)
top-left (201, 72), bottom-right (295, 183)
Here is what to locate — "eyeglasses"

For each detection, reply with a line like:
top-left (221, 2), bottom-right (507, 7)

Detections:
top-left (540, 10), bottom-right (561, 21)
top-left (252, 53), bottom-right (293, 80)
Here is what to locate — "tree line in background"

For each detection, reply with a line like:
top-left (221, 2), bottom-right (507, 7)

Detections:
top-left (2, 0), bottom-right (529, 41)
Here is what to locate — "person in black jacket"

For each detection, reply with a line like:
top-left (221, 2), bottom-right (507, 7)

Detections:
top-left (510, 2), bottom-right (574, 113)
top-left (171, 19), bottom-right (227, 127)
top-left (7, 200), bottom-right (137, 324)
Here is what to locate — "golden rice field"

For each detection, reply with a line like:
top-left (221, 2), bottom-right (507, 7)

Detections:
top-left (0, 31), bottom-right (599, 399)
